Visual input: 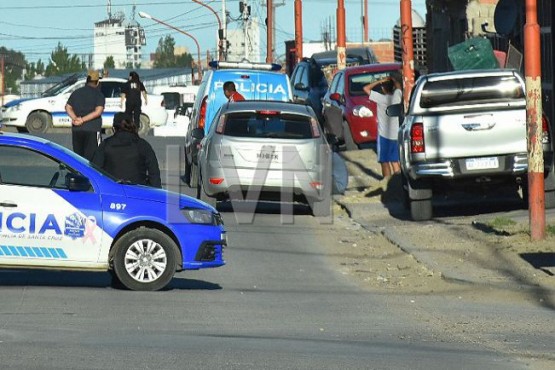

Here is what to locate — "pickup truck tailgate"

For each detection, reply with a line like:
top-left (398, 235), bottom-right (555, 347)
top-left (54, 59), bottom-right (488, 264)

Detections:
top-left (422, 109), bottom-right (526, 159)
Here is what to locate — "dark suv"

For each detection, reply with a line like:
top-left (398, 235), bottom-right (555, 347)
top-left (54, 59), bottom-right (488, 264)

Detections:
top-left (290, 48), bottom-right (377, 124)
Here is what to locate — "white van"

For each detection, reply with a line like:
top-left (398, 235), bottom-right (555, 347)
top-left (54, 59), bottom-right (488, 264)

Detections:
top-left (152, 85), bottom-right (199, 137)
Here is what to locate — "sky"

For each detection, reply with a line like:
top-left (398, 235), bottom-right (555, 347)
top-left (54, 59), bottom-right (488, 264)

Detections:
top-left (0, 0), bottom-right (427, 65)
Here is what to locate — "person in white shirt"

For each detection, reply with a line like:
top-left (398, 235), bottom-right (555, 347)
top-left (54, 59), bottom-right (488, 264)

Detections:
top-left (363, 73), bottom-right (402, 178)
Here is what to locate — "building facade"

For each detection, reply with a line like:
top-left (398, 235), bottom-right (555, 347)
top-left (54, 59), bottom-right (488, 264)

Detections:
top-left (226, 17), bottom-right (261, 63)
top-left (93, 13), bottom-right (146, 70)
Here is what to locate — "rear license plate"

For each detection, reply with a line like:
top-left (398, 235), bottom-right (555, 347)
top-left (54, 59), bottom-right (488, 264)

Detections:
top-left (466, 157), bottom-right (499, 170)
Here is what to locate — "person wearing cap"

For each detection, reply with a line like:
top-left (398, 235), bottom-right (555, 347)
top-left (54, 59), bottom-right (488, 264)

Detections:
top-left (223, 81), bottom-right (245, 102)
top-left (92, 112), bottom-right (161, 188)
top-left (120, 71), bottom-right (147, 127)
top-left (65, 70), bottom-right (105, 161)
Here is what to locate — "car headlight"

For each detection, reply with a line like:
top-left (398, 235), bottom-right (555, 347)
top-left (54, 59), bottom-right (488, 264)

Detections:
top-left (181, 208), bottom-right (219, 225)
top-left (352, 105), bottom-right (373, 117)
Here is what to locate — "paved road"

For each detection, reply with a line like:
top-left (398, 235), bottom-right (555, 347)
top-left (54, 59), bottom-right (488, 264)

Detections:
top-left (0, 131), bottom-right (550, 369)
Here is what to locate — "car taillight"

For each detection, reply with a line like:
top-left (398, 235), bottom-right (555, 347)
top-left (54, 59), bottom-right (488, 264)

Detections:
top-left (410, 122), bottom-right (425, 153)
top-left (542, 114), bottom-right (551, 144)
top-left (310, 118), bottom-right (321, 138)
top-left (215, 114), bottom-right (226, 134)
top-left (199, 96), bottom-right (208, 130)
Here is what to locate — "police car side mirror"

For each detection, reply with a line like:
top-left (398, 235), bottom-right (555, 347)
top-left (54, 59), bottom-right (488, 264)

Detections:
top-left (191, 127), bottom-right (205, 140)
top-left (294, 82), bottom-right (309, 91)
top-left (66, 173), bottom-right (91, 192)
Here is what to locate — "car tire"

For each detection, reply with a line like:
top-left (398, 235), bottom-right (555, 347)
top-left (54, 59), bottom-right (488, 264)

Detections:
top-left (198, 172), bottom-right (217, 208)
top-left (112, 227), bottom-right (179, 291)
top-left (342, 121), bottom-right (357, 151)
top-left (410, 199), bottom-right (433, 221)
top-left (401, 176), bottom-right (410, 210)
top-left (25, 112), bottom-right (51, 134)
top-left (189, 162), bottom-right (199, 189)
top-left (137, 115), bottom-right (150, 137)
top-left (407, 177), bottom-right (433, 221)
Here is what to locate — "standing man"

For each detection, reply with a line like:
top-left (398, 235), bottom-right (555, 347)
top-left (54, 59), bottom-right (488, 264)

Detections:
top-left (65, 70), bottom-right (105, 161)
top-left (223, 81), bottom-right (245, 102)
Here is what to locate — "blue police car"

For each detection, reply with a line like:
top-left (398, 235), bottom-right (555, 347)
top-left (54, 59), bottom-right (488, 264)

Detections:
top-left (0, 132), bottom-right (226, 291)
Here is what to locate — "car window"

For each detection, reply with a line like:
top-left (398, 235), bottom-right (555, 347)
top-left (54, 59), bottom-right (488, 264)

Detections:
top-left (162, 92), bottom-right (181, 110)
top-left (0, 145), bottom-right (78, 189)
top-left (336, 73), bottom-right (345, 95)
top-left (298, 65), bottom-right (309, 87)
top-left (329, 73), bottom-right (341, 93)
top-left (349, 71), bottom-right (393, 96)
top-left (223, 112), bottom-right (314, 139)
top-left (100, 81), bottom-right (124, 98)
top-left (420, 75), bottom-right (524, 108)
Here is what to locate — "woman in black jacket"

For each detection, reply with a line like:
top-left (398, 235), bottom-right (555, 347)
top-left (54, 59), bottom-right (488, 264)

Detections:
top-left (120, 71), bottom-right (147, 126)
top-left (92, 112), bottom-right (161, 188)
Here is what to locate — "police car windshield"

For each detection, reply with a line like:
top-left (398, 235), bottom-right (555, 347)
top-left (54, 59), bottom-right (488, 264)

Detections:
top-left (45, 141), bottom-right (118, 181)
top-left (41, 75), bottom-right (79, 97)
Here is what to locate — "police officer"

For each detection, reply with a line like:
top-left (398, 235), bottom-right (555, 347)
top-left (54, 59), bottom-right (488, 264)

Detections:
top-left (65, 70), bottom-right (105, 161)
top-left (120, 71), bottom-right (147, 127)
top-left (92, 112), bottom-right (161, 188)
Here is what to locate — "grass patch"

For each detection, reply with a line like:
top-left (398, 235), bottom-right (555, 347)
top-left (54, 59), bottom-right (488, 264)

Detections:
top-left (487, 217), bottom-right (517, 229)
top-left (547, 224), bottom-right (555, 236)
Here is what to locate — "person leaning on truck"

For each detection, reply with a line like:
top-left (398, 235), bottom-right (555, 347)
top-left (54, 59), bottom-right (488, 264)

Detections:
top-left (65, 70), bottom-right (105, 161)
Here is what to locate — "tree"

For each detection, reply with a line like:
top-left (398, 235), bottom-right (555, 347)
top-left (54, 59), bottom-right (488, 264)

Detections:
top-left (45, 43), bottom-right (82, 77)
top-left (24, 59), bottom-right (46, 81)
top-left (153, 35), bottom-right (194, 68)
top-left (0, 47), bottom-right (26, 94)
top-left (104, 56), bottom-right (115, 69)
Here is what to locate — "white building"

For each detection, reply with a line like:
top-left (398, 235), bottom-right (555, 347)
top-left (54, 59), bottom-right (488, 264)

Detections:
top-left (226, 17), bottom-right (261, 63)
top-left (93, 12), bottom-right (146, 69)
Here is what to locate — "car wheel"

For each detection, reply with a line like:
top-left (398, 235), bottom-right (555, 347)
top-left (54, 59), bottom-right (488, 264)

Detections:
top-left (25, 112), bottom-right (51, 134)
top-left (198, 172), bottom-right (217, 208)
top-left (401, 176), bottom-right (410, 210)
top-left (189, 161), bottom-right (199, 189)
top-left (137, 115), bottom-right (150, 137)
top-left (112, 227), bottom-right (179, 291)
top-left (410, 199), bottom-right (433, 221)
top-left (407, 178), bottom-right (433, 221)
top-left (342, 121), bottom-right (357, 151)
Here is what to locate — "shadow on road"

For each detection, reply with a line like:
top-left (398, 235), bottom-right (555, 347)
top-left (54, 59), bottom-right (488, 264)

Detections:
top-left (0, 270), bottom-right (222, 291)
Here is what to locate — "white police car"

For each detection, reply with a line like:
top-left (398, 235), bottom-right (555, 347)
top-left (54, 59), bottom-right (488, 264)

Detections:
top-left (0, 132), bottom-right (226, 291)
top-left (1, 75), bottom-right (168, 137)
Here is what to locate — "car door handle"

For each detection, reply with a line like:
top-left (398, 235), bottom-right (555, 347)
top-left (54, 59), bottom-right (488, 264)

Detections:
top-left (0, 202), bottom-right (18, 208)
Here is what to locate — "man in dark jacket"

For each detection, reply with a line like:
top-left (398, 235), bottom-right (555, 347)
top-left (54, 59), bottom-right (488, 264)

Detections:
top-left (92, 112), bottom-right (161, 188)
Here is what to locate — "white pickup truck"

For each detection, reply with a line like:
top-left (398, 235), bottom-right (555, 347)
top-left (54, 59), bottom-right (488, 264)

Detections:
top-left (1, 75), bottom-right (167, 136)
top-left (394, 69), bottom-right (555, 221)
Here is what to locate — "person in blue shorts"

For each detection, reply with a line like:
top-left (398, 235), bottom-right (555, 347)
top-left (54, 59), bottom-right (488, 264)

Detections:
top-left (364, 72), bottom-right (402, 178)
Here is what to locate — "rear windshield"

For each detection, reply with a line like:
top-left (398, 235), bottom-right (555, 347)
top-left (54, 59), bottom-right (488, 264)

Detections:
top-left (223, 112), bottom-right (314, 139)
top-left (162, 92), bottom-right (181, 110)
top-left (349, 71), bottom-right (394, 96)
top-left (419, 75), bottom-right (524, 108)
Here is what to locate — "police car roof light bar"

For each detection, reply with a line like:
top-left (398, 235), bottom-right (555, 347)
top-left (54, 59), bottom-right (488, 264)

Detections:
top-left (209, 60), bottom-right (282, 71)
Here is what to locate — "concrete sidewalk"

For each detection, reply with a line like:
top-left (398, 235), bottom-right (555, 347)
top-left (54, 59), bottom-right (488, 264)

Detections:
top-left (334, 149), bottom-right (555, 293)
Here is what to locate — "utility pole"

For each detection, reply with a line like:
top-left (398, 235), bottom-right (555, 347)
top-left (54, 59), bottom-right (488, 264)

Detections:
top-left (294, 0), bottom-right (303, 62)
top-left (222, 0), bottom-right (227, 60)
top-left (363, 0), bottom-right (368, 43)
top-left (336, 0), bottom-right (346, 71)
top-left (266, 0), bottom-right (273, 63)
top-left (524, 0), bottom-right (545, 240)
top-left (241, 1), bottom-right (250, 60)
top-left (400, 0), bottom-right (415, 111)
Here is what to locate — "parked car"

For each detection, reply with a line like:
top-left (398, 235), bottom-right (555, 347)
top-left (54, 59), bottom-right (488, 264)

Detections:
top-left (183, 61), bottom-right (293, 188)
top-left (0, 132), bottom-right (226, 291)
top-left (290, 49), bottom-right (378, 125)
top-left (390, 69), bottom-right (555, 221)
top-left (152, 85), bottom-right (199, 137)
top-left (1, 75), bottom-right (167, 137)
top-left (322, 63), bottom-right (402, 150)
top-left (192, 100), bottom-right (332, 216)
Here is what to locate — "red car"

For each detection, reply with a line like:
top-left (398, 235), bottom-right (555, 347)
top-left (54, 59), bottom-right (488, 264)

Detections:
top-left (322, 63), bottom-right (402, 150)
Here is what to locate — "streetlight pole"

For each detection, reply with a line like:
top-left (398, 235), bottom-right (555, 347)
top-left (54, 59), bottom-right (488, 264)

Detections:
top-left (192, 0), bottom-right (224, 61)
top-left (138, 11), bottom-right (202, 82)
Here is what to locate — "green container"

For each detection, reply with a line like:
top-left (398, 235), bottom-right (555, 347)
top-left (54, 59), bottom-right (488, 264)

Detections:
top-left (448, 37), bottom-right (500, 70)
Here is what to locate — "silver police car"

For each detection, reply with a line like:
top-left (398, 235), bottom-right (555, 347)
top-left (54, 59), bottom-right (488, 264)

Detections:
top-left (192, 100), bottom-right (332, 216)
